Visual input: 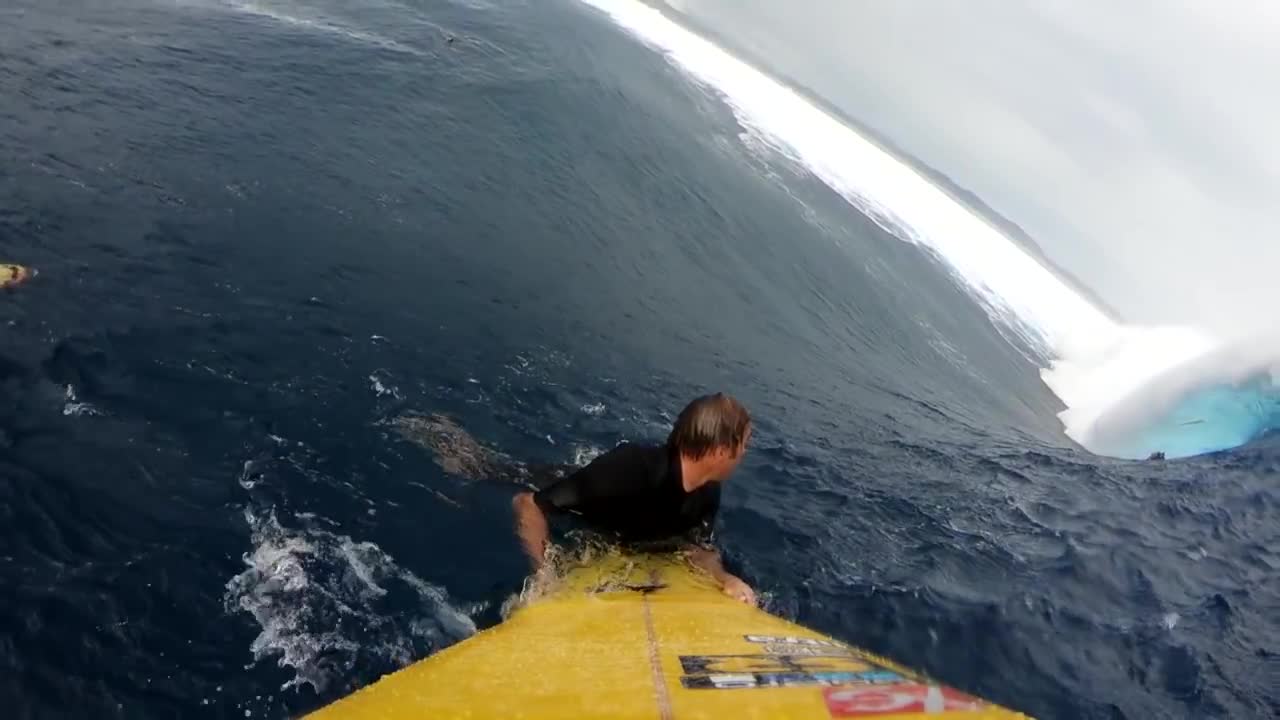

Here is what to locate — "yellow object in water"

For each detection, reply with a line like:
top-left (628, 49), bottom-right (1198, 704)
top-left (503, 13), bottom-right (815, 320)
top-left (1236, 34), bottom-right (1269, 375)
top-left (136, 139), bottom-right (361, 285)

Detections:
top-left (1, 264), bottom-right (33, 288)
top-left (309, 554), bottom-right (1030, 719)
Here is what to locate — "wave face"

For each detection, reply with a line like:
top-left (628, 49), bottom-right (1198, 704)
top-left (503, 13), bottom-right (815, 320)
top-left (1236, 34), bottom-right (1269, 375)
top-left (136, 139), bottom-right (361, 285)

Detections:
top-left (577, 0), bottom-right (1278, 459)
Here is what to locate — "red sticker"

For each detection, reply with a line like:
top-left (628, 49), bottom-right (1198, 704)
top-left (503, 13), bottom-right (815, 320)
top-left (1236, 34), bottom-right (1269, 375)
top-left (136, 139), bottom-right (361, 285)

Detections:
top-left (823, 684), bottom-right (983, 716)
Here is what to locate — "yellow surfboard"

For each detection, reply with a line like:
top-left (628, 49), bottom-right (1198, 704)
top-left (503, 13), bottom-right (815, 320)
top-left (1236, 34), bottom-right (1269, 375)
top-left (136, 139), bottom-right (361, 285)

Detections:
top-left (308, 554), bottom-right (1030, 719)
top-left (1, 264), bottom-right (33, 289)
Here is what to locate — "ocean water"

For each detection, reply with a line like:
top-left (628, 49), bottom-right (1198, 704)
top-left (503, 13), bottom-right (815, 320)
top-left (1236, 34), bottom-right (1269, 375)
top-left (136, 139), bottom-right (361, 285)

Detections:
top-left (0, 1), bottom-right (1275, 718)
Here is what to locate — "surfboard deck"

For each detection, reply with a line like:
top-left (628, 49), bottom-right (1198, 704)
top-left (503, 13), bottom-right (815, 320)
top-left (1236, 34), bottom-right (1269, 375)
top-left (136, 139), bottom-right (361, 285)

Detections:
top-left (307, 553), bottom-right (1029, 719)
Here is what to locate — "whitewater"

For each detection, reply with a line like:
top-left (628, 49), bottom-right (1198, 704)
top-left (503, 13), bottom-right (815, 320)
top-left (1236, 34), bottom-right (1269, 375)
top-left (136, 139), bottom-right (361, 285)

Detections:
top-left (576, 0), bottom-right (1280, 459)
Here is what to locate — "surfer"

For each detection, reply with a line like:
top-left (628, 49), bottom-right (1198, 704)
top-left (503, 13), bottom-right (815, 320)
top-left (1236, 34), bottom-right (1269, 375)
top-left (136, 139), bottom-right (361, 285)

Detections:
top-left (512, 393), bottom-right (756, 604)
top-left (393, 393), bottom-right (756, 604)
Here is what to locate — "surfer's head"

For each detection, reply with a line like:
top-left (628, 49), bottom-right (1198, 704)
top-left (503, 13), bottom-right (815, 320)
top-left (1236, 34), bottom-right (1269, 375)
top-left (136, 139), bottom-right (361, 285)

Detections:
top-left (669, 393), bottom-right (752, 482)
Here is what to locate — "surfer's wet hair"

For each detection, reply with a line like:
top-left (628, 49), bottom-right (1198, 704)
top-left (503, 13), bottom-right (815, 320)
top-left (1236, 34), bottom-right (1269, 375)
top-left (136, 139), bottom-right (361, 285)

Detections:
top-left (668, 393), bottom-right (752, 460)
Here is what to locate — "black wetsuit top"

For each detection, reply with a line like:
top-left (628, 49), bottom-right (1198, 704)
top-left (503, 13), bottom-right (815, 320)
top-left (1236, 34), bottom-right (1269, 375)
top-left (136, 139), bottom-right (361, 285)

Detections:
top-left (533, 442), bottom-right (718, 547)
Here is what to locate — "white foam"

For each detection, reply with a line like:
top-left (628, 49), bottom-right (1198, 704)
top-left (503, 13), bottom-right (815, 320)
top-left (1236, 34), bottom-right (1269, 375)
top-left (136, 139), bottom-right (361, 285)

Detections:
top-left (1064, 334), bottom-right (1280, 457)
top-left (576, 0), bottom-right (1280, 457)
top-left (577, 0), bottom-right (1112, 354)
top-left (62, 385), bottom-right (100, 417)
top-left (369, 371), bottom-right (402, 399)
top-left (571, 445), bottom-right (604, 467)
top-left (224, 508), bottom-right (475, 691)
top-left (238, 459), bottom-right (261, 490)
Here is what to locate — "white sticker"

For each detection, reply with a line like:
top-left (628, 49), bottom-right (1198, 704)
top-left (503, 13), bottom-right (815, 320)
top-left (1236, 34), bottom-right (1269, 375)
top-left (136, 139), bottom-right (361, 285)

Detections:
top-left (705, 674), bottom-right (757, 689)
top-left (745, 634), bottom-right (843, 647)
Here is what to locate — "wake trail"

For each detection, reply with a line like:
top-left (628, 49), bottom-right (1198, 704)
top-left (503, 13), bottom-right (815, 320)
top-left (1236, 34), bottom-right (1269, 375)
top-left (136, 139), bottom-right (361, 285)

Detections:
top-left (217, 0), bottom-right (427, 56)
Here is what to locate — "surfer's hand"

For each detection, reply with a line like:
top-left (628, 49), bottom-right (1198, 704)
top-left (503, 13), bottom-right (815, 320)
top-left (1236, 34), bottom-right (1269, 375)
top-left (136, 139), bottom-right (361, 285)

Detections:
top-left (722, 575), bottom-right (756, 605)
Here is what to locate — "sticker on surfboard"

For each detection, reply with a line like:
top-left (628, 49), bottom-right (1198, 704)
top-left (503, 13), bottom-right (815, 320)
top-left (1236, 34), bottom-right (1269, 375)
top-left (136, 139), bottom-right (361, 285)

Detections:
top-left (679, 654), bottom-right (904, 690)
top-left (823, 684), bottom-right (985, 716)
top-left (745, 634), bottom-right (847, 648)
top-left (1, 264), bottom-right (33, 288)
top-left (682, 654), bottom-right (878, 675)
top-left (683, 669), bottom-right (905, 690)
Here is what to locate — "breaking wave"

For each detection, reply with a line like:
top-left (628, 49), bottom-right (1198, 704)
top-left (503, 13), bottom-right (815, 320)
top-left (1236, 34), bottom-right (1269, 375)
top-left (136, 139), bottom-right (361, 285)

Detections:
top-left (575, 0), bottom-right (1278, 458)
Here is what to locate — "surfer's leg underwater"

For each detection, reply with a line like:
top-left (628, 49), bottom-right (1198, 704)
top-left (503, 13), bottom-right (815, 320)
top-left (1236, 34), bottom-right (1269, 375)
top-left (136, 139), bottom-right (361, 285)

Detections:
top-left (390, 412), bottom-right (569, 489)
top-left (392, 412), bottom-right (505, 479)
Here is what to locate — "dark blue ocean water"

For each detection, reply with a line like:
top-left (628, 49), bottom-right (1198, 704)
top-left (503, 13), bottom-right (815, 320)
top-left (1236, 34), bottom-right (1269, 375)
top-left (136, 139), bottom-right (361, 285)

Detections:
top-left (1, 1), bottom-right (1276, 718)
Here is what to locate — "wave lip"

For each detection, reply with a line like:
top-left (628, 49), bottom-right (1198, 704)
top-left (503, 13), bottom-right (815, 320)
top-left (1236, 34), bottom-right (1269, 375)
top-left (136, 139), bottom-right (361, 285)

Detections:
top-left (575, 0), bottom-right (1114, 356)
top-left (1052, 334), bottom-right (1280, 459)
top-left (576, 0), bottom-right (1277, 458)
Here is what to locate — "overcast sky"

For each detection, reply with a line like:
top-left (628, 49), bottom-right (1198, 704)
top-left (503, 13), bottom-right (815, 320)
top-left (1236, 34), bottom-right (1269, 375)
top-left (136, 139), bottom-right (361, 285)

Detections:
top-left (663, 0), bottom-right (1279, 334)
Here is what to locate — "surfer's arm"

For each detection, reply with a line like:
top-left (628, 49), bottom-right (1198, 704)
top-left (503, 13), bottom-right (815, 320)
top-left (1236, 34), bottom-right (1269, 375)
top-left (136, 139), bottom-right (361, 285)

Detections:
top-left (685, 546), bottom-right (729, 581)
top-left (686, 546), bottom-right (755, 605)
top-left (512, 492), bottom-right (550, 568)
top-left (512, 454), bottom-right (613, 568)
top-left (513, 453), bottom-right (621, 568)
